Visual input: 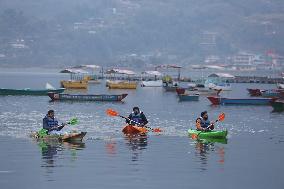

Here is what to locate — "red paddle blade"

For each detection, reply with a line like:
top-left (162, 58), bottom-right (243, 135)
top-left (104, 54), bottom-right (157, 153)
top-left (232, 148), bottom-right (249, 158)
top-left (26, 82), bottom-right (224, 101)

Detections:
top-left (106, 109), bottom-right (119, 117)
top-left (218, 113), bottom-right (225, 122)
top-left (153, 128), bottom-right (162, 133)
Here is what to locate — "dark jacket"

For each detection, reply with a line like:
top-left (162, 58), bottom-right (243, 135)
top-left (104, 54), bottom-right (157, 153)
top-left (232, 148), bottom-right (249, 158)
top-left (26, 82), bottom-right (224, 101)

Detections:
top-left (43, 115), bottom-right (63, 133)
top-left (126, 111), bottom-right (148, 126)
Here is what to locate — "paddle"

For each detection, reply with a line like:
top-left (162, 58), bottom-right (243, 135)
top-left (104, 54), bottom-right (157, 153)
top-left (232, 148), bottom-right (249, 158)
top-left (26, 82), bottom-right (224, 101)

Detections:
top-left (206, 112), bottom-right (225, 130)
top-left (106, 108), bottom-right (162, 132)
top-left (39, 117), bottom-right (79, 137)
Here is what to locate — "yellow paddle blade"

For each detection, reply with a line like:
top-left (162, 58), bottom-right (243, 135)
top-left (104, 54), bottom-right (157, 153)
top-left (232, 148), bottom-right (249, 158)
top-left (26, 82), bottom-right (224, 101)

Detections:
top-left (106, 108), bottom-right (119, 117)
top-left (218, 113), bottom-right (225, 122)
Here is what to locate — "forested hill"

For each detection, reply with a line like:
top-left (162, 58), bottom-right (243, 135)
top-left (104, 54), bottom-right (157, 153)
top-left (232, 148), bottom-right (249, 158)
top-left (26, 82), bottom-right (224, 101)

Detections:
top-left (0, 0), bottom-right (284, 67)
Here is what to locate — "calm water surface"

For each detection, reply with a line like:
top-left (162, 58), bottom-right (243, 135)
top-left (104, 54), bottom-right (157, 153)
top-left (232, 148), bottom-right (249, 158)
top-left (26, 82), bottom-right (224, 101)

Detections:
top-left (0, 71), bottom-right (283, 189)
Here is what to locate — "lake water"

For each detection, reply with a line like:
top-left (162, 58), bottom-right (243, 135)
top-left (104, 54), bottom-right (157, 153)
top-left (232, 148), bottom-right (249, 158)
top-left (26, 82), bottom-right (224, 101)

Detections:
top-left (0, 70), bottom-right (283, 189)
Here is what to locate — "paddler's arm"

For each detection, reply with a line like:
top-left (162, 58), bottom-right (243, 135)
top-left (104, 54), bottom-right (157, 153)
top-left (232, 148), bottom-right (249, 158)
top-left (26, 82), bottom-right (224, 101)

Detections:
top-left (126, 114), bottom-right (132, 124)
top-left (141, 113), bottom-right (148, 126)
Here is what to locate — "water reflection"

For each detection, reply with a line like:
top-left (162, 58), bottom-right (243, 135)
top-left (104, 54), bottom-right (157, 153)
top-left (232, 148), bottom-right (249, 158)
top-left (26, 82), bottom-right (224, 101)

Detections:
top-left (192, 138), bottom-right (227, 171)
top-left (124, 134), bottom-right (148, 161)
top-left (38, 140), bottom-right (85, 168)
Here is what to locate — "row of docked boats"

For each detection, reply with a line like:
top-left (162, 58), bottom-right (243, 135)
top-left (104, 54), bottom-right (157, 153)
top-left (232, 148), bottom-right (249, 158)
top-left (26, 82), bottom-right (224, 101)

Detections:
top-left (0, 83), bottom-right (128, 102)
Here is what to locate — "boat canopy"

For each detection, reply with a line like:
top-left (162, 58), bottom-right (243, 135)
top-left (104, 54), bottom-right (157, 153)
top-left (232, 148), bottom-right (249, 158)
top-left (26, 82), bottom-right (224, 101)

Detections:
top-left (208, 73), bottom-right (235, 79)
top-left (106, 69), bottom-right (136, 75)
top-left (72, 65), bottom-right (100, 69)
top-left (60, 68), bottom-right (89, 74)
top-left (142, 71), bottom-right (162, 76)
top-left (156, 64), bottom-right (182, 69)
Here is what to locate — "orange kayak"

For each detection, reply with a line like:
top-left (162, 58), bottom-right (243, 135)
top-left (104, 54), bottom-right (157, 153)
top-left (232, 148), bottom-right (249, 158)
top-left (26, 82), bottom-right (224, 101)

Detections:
top-left (122, 125), bottom-right (148, 135)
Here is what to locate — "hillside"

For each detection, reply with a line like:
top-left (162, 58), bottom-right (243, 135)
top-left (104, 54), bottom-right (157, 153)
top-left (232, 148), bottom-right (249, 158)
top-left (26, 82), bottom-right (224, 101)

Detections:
top-left (0, 0), bottom-right (284, 67)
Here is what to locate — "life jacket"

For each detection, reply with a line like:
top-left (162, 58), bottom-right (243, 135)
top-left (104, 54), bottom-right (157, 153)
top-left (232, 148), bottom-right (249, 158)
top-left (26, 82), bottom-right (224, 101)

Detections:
top-left (199, 117), bottom-right (210, 128)
top-left (131, 111), bottom-right (143, 125)
top-left (43, 115), bottom-right (58, 129)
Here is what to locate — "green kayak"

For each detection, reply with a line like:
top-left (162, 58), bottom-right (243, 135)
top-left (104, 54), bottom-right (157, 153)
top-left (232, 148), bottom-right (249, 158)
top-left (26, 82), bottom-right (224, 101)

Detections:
top-left (188, 129), bottom-right (228, 139)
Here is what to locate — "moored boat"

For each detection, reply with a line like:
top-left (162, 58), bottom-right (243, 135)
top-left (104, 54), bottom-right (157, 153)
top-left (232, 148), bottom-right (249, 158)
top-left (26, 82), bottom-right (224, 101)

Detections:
top-left (261, 89), bottom-right (283, 98)
top-left (270, 100), bottom-right (284, 112)
top-left (108, 81), bottom-right (137, 89)
top-left (48, 92), bottom-right (128, 101)
top-left (30, 131), bottom-right (87, 142)
top-left (0, 88), bottom-right (65, 96)
top-left (178, 94), bottom-right (199, 101)
top-left (207, 96), bottom-right (277, 105)
top-left (61, 80), bottom-right (88, 89)
top-left (141, 80), bottom-right (163, 87)
top-left (122, 125), bottom-right (148, 135)
top-left (247, 88), bottom-right (263, 96)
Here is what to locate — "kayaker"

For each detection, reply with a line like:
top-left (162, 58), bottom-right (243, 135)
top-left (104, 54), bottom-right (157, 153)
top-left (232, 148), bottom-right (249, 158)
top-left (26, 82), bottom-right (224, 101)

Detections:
top-left (196, 111), bottom-right (214, 131)
top-left (43, 110), bottom-right (66, 135)
top-left (126, 107), bottom-right (148, 126)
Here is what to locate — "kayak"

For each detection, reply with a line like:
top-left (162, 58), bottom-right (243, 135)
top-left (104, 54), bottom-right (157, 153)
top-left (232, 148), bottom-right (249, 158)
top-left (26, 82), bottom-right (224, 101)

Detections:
top-left (188, 129), bottom-right (227, 139)
top-left (122, 125), bottom-right (148, 135)
top-left (30, 131), bottom-right (87, 142)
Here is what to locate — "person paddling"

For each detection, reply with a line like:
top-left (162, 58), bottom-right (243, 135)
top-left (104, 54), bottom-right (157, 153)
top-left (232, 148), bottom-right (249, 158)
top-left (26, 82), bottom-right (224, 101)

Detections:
top-left (196, 111), bottom-right (214, 131)
top-left (43, 110), bottom-right (66, 135)
top-left (126, 107), bottom-right (148, 127)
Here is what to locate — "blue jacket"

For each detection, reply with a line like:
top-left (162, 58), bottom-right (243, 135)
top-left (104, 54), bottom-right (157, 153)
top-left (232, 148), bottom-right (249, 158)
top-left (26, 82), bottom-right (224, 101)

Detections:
top-left (199, 117), bottom-right (211, 128)
top-left (43, 115), bottom-right (59, 132)
top-left (126, 112), bottom-right (148, 126)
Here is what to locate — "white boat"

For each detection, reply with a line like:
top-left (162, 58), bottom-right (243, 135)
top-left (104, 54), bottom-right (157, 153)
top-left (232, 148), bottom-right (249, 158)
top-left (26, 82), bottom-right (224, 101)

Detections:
top-left (277, 83), bottom-right (284, 89)
top-left (206, 83), bottom-right (232, 91)
top-left (141, 70), bottom-right (163, 87)
top-left (141, 80), bottom-right (163, 87)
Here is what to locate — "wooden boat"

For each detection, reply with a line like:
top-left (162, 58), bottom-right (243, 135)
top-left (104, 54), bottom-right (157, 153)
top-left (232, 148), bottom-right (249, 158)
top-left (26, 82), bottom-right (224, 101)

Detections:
top-left (0, 88), bottom-right (65, 95)
top-left (178, 94), bottom-right (199, 101)
top-left (270, 100), bottom-right (284, 112)
top-left (176, 87), bottom-right (219, 95)
top-left (48, 92), bottom-right (128, 101)
top-left (141, 80), bottom-right (163, 87)
top-left (108, 81), bottom-right (137, 89)
top-left (60, 80), bottom-right (88, 89)
top-left (207, 96), bottom-right (277, 105)
top-left (30, 131), bottom-right (87, 142)
top-left (122, 125), bottom-right (147, 135)
top-left (247, 88), bottom-right (263, 96)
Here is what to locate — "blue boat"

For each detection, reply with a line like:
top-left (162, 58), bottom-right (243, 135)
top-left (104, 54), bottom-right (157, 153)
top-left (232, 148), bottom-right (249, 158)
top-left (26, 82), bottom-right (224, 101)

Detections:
top-left (207, 96), bottom-right (277, 105)
top-left (48, 92), bottom-right (128, 102)
top-left (178, 94), bottom-right (199, 101)
top-left (261, 89), bottom-right (283, 98)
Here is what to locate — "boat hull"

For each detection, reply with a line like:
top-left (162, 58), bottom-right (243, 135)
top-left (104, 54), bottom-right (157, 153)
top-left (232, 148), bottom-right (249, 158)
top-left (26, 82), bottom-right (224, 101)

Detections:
top-left (48, 92), bottom-right (128, 101)
top-left (30, 131), bottom-right (87, 142)
top-left (61, 80), bottom-right (88, 89)
top-left (188, 129), bottom-right (228, 139)
top-left (141, 80), bottom-right (163, 87)
top-left (122, 125), bottom-right (147, 135)
top-left (247, 88), bottom-right (263, 96)
top-left (207, 96), bottom-right (276, 105)
top-left (108, 81), bottom-right (137, 89)
top-left (178, 94), bottom-right (199, 101)
top-left (271, 100), bottom-right (284, 112)
top-left (0, 88), bottom-right (65, 95)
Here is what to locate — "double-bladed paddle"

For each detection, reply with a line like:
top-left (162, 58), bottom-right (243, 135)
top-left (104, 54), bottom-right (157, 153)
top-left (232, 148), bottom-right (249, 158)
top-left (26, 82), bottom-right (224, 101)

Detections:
top-left (106, 108), bottom-right (162, 133)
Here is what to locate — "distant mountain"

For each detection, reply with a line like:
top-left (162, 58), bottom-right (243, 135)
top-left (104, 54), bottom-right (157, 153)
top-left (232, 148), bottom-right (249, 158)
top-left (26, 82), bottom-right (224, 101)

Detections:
top-left (0, 0), bottom-right (283, 67)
